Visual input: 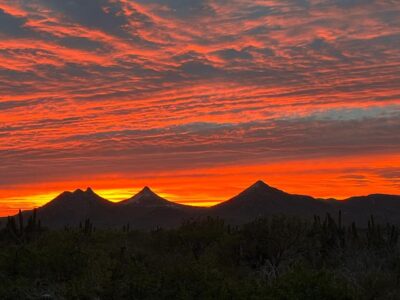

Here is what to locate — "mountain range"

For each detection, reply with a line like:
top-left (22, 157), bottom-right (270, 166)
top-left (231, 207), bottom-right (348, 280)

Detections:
top-left (2, 181), bottom-right (400, 229)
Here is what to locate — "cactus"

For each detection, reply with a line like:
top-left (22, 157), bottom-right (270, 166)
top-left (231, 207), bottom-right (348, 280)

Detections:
top-left (122, 223), bottom-right (131, 233)
top-left (5, 208), bottom-right (41, 243)
top-left (83, 218), bottom-right (93, 235)
top-left (388, 225), bottom-right (398, 248)
top-left (351, 222), bottom-right (358, 240)
top-left (18, 209), bottom-right (23, 234)
top-left (366, 215), bottom-right (385, 248)
top-left (25, 208), bottom-right (41, 241)
top-left (6, 216), bottom-right (20, 241)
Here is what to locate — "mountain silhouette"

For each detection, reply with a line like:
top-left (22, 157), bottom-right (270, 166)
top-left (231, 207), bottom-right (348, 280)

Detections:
top-left (119, 186), bottom-right (183, 207)
top-left (116, 186), bottom-right (202, 228)
top-left (339, 194), bottom-right (400, 224)
top-left (3, 180), bottom-right (400, 229)
top-left (212, 180), bottom-right (330, 222)
top-left (26, 188), bottom-right (116, 227)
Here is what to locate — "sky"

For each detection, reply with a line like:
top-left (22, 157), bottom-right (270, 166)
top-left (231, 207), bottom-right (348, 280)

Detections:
top-left (0, 0), bottom-right (399, 215)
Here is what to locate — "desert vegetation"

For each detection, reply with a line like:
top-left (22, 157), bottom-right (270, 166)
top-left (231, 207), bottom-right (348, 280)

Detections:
top-left (1, 211), bottom-right (400, 299)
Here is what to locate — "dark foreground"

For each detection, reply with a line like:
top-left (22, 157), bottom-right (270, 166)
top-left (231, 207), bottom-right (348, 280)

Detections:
top-left (1, 214), bottom-right (399, 299)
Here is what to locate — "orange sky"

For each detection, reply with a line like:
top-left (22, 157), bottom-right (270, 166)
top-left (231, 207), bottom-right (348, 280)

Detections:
top-left (1, 153), bottom-right (399, 216)
top-left (0, 0), bottom-right (399, 216)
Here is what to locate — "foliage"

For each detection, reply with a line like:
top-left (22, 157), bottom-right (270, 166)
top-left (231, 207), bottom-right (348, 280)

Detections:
top-left (0, 213), bottom-right (399, 299)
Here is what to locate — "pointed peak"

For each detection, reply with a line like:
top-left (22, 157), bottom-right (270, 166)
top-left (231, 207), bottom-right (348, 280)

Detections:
top-left (250, 180), bottom-right (271, 189)
top-left (85, 187), bottom-right (95, 194)
top-left (138, 186), bottom-right (157, 195)
top-left (243, 180), bottom-right (284, 195)
top-left (121, 186), bottom-right (176, 206)
top-left (255, 180), bottom-right (268, 186)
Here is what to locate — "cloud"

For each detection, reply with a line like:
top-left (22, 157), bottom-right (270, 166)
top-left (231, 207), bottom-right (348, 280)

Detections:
top-left (334, 0), bottom-right (375, 8)
top-left (136, 0), bottom-right (216, 19)
top-left (39, 0), bottom-right (130, 36)
top-left (179, 60), bottom-right (220, 78)
top-left (212, 48), bottom-right (253, 60)
top-left (0, 8), bottom-right (30, 37)
top-left (57, 36), bottom-right (109, 52)
top-left (0, 0), bottom-right (399, 207)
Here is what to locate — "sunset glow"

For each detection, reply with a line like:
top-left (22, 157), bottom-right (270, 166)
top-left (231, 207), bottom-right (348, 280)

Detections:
top-left (0, 0), bottom-right (399, 216)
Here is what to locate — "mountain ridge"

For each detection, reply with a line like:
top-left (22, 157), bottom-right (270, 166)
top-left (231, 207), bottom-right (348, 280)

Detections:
top-left (2, 180), bottom-right (400, 228)
top-left (119, 186), bottom-right (184, 208)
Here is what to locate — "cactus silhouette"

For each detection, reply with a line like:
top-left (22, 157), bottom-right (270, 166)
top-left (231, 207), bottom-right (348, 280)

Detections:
top-left (5, 208), bottom-right (41, 243)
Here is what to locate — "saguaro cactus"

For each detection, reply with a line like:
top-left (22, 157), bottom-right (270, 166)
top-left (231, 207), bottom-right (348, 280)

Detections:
top-left (84, 218), bottom-right (93, 235)
top-left (6, 208), bottom-right (41, 243)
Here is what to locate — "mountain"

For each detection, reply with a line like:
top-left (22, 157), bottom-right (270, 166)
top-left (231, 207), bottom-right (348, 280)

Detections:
top-left (31, 186), bottom-right (204, 229)
top-left (339, 194), bottom-right (400, 225)
top-left (211, 181), bottom-right (400, 225)
top-left (119, 186), bottom-right (183, 207)
top-left (35, 188), bottom-right (116, 227)
top-left (3, 181), bottom-right (400, 229)
top-left (211, 180), bottom-right (332, 222)
top-left (117, 186), bottom-right (203, 228)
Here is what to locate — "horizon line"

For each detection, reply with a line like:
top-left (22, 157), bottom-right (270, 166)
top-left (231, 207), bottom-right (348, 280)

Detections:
top-left (2, 179), bottom-right (399, 217)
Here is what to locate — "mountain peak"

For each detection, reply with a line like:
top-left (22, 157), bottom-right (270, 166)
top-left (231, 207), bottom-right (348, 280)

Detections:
top-left (121, 186), bottom-right (179, 207)
top-left (43, 187), bottom-right (113, 212)
top-left (141, 186), bottom-right (153, 193)
top-left (246, 180), bottom-right (278, 192)
top-left (72, 188), bottom-right (85, 195)
top-left (136, 186), bottom-right (159, 197)
top-left (221, 180), bottom-right (285, 204)
top-left (85, 187), bottom-right (95, 195)
top-left (71, 188), bottom-right (97, 197)
top-left (251, 180), bottom-right (270, 189)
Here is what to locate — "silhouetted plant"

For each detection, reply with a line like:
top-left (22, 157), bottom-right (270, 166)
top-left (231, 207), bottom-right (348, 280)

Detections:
top-left (0, 215), bottom-right (399, 299)
top-left (83, 218), bottom-right (93, 235)
top-left (4, 208), bottom-right (41, 243)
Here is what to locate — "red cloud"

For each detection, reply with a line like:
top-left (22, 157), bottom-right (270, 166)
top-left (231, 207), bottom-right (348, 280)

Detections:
top-left (0, 0), bottom-right (399, 215)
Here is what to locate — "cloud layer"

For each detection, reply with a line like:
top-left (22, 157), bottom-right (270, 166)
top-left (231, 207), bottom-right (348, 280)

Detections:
top-left (0, 0), bottom-right (399, 213)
